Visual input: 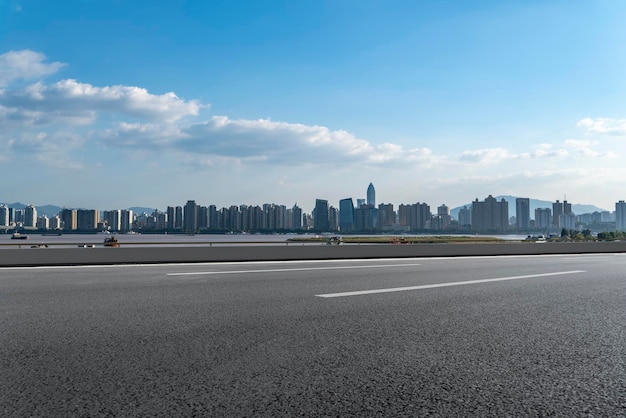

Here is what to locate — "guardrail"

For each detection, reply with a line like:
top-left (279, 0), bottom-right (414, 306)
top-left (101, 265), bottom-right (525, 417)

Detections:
top-left (2, 241), bottom-right (626, 267)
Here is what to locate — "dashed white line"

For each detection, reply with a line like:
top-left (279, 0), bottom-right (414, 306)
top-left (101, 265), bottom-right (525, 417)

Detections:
top-left (315, 270), bottom-right (586, 298)
top-left (166, 263), bottom-right (422, 276)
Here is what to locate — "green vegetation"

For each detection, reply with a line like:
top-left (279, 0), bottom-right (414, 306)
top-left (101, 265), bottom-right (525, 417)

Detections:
top-left (596, 231), bottom-right (626, 241)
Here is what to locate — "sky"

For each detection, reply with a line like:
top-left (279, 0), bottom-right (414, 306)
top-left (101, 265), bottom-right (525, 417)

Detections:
top-left (2, 0), bottom-right (626, 212)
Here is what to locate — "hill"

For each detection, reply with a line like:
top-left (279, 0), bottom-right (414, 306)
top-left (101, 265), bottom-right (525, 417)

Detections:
top-left (450, 196), bottom-right (608, 220)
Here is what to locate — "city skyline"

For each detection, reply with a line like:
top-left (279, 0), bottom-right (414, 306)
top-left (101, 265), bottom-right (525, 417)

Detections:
top-left (2, 2), bottom-right (626, 210)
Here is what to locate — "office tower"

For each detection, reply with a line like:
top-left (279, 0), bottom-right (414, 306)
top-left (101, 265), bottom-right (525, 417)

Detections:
top-left (516, 198), bottom-right (530, 230)
top-left (339, 198), bottom-right (355, 231)
top-left (183, 200), bottom-right (198, 232)
top-left (471, 195), bottom-right (509, 232)
top-left (0, 205), bottom-right (8, 226)
top-left (534, 208), bottom-right (552, 229)
top-left (367, 183), bottom-right (376, 207)
top-left (314, 199), bottom-right (329, 230)
top-left (356, 199), bottom-right (365, 208)
top-left (616, 201), bottom-right (626, 231)
top-left (61, 209), bottom-right (77, 231)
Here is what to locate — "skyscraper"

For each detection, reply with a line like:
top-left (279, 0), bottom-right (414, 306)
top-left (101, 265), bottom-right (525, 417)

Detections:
top-left (183, 200), bottom-right (198, 232)
top-left (314, 199), bottom-right (329, 231)
top-left (339, 198), bottom-right (355, 231)
top-left (0, 205), bottom-right (8, 226)
top-left (367, 183), bottom-right (376, 207)
top-left (24, 205), bottom-right (37, 227)
top-left (471, 195), bottom-right (509, 232)
top-left (516, 198), bottom-right (530, 230)
top-left (616, 201), bottom-right (626, 231)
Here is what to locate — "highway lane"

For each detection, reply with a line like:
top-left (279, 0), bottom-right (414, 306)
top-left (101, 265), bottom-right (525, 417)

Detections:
top-left (2, 255), bottom-right (626, 416)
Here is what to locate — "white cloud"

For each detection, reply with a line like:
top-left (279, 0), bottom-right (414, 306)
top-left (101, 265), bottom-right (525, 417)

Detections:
top-left (100, 116), bottom-right (438, 167)
top-left (0, 50), bottom-right (66, 87)
top-left (0, 79), bottom-right (201, 125)
top-left (577, 117), bottom-right (626, 136)
top-left (460, 148), bottom-right (511, 163)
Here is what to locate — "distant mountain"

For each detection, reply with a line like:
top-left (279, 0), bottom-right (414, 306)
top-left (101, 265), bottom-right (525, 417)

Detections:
top-left (0, 202), bottom-right (63, 218)
top-left (451, 195), bottom-right (609, 220)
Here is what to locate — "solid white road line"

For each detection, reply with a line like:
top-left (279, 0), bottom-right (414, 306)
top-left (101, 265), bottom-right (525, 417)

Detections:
top-left (315, 270), bottom-right (586, 298)
top-left (166, 263), bottom-right (423, 276)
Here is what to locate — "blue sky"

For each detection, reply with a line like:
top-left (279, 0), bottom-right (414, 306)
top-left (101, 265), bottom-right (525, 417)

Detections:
top-left (2, 0), bottom-right (626, 212)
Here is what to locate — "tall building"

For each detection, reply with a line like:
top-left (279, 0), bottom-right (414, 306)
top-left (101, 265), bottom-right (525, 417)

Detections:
top-left (616, 201), bottom-right (626, 231)
top-left (120, 210), bottom-right (133, 232)
top-left (291, 204), bottom-right (302, 230)
top-left (552, 200), bottom-right (572, 228)
top-left (378, 203), bottom-right (394, 228)
top-left (339, 198), bottom-right (355, 231)
top-left (367, 183), bottom-right (376, 207)
top-left (103, 210), bottom-right (121, 231)
top-left (328, 206), bottom-right (338, 231)
top-left (61, 209), bottom-right (77, 231)
top-left (23, 205), bottom-right (37, 227)
top-left (398, 203), bottom-right (430, 230)
top-left (37, 215), bottom-right (49, 230)
top-left (471, 195), bottom-right (509, 232)
top-left (534, 208), bottom-right (552, 229)
top-left (516, 198), bottom-right (530, 230)
top-left (437, 204), bottom-right (451, 229)
top-left (183, 200), bottom-right (198, 232)
top-left (458, 206), bottom-right (471, 228)
top-left (77, 209), bottom-right (99, 231)
top-left (313, 199), bottom-right (329, 231)
top-left (0, 205), bottom-right (9, 226)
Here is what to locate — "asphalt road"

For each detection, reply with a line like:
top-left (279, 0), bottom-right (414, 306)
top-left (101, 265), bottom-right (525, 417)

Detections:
top-left (2, 255), bottom-right (626, 417)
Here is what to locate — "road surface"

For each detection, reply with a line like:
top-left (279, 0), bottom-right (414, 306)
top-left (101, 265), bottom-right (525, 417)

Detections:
top-left (2, 254), bottom-right (625, 416)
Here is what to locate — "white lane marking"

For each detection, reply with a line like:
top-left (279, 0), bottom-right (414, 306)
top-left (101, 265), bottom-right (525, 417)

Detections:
top-left (166, 263), bottom-right (423, 276)
top-left (315, 270), bottom-right (586, 298)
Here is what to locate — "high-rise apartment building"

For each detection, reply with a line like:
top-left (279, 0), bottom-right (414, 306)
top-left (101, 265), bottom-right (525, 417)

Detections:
top-left (367, 183), bottom-right (376, 207)
top-left (437, 204), bottom-right (451, 229)
top-left (24, 205), bottom-right (37, 227)
top-left (77, 209), bottom-right (99, 231)
top-left (291, 204), bottom-right (302, 230)
top-left (516, 198), bottom-right (530, 230)
top-left (120, 210), bottom-right (133, 231)
top-left (552, 200), bottom-right (572, 228)
top-left (534, 208), bottom-right (552, 229)
top-left (378, 203), bottom-right (394, 228)
top-left (61, 209), bottom-right (77, 231)
top-left (183, 200), bottom-right (198, 232)
top-left (103, 210), bottom-right (121, 231)
top-left (471, 195), bottom-right (509, 232)
top-left (339, 198), bottom-right (355, 231)
top-left (398, 203), bottom-right (430, 230)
